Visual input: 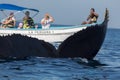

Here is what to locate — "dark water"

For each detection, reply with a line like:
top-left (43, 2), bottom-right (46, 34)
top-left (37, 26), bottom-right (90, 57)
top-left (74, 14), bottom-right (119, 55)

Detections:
top-left (0, 28), bottom-right (120, 80)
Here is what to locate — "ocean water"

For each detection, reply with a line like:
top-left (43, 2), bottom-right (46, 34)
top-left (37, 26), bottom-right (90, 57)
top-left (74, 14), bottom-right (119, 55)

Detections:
top-left (0, 28), bottom-right (120, 80)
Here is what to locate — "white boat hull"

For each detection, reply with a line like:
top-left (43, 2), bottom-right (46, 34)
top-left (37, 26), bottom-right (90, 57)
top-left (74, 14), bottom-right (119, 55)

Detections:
top-left (0, 26), bottom-right (87, 42)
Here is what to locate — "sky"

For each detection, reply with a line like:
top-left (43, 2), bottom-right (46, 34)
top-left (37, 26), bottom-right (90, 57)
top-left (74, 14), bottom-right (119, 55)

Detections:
top-left (0, 0), bottom-right (119, 28)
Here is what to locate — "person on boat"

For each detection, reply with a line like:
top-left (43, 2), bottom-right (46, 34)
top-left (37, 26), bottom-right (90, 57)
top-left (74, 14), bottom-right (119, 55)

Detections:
top-left (1, 12), bottom-right (16, 28)
top-left (23, 11), bottom-right (34, 29)
top-left (17, 22), bottom-right (23, 29)
top-left (81, 8), bottom-right (99, 25)
top-left (41, 13), bottom-right (54, 29)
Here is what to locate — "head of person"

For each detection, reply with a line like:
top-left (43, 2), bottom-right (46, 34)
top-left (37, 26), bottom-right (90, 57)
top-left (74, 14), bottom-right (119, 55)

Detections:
top-left (9, 12), bottom-right (14, 17)
top-left (25, 11), bottom-right (30, 16)
top-left (44, 13), bottom-right (50, 20)
top-left (90, 8), bottom-right (95, 14)
top-left (18, 22), bottom-right (23, 29)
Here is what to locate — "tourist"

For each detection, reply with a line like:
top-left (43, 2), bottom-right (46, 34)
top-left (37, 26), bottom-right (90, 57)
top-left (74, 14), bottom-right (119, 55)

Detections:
top-left (17, 22), bottom-right (23, 29)
top-left (81, 8), bottom-right (99, 25)
top-left (41, 13), bottom-right (54, 29)
top-left (23, 11), bottom-right (34, 29)
top-left (1, 12), bottom-right (16, 28)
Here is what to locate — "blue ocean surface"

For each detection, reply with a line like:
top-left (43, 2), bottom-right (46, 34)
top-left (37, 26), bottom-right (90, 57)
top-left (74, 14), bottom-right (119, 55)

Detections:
top-left (0, 28), bottom-right (120, 80)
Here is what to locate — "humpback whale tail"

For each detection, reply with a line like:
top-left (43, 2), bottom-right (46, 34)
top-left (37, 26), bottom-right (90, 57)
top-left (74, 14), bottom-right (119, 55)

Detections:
top-left (0, 9), bottom-right (109, 60)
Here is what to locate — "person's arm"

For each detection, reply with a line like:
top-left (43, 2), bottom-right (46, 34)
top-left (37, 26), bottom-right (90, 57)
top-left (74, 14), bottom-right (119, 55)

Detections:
top-left (87, 14), bottom-right (91, 21)
top-left (12, 17), bottom-right (16, 26)
top-left (50, 16), bottom-right (54, 23)
top-left (94, 12), bottom-right (99, 17)
top-left (41, 18), bottom-right (46, 25)
top-left (4, 20), bottom-right (11, 24)
top-left (2, 17), bottom-right (10, 24)
top-left (49, 14), bottom-right (54, 23)
top-left (13, 20), bottom-right (16, 26)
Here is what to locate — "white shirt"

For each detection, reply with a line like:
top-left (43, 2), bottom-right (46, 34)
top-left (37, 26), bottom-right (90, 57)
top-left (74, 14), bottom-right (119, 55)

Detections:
top-left (41, 18), bottom-right (52, 29)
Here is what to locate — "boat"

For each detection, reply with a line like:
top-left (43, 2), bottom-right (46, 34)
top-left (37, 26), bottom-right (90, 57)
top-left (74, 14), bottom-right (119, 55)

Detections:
top-left (0, 4), bottom-right (109, 60)
top-left (0, 4), bottom-right (101, 43)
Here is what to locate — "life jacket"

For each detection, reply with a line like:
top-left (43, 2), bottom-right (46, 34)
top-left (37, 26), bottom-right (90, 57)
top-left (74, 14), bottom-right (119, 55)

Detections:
top-left (23, 17), bottom-right (34, 29)
top-left (90, 14), bottom-right (98, 23)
